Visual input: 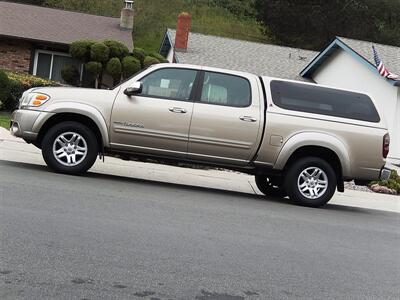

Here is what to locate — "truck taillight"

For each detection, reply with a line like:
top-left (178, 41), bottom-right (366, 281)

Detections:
top-left (383, 133), bottom-right (390, 158)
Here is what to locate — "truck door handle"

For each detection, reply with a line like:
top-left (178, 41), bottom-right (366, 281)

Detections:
top-left (169, 107), bottom-right (187, 114)
top-left (239, 116), bottom-right (257, 122)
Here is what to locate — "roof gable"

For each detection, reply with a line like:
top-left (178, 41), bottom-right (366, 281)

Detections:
top-left (300, 37), bottom-right (400, 86)
top-left (0, 2), bottom-right (133, 50)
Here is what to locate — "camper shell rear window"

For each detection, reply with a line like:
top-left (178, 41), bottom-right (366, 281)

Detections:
top-left (270, 80), bottom-right (380, 123)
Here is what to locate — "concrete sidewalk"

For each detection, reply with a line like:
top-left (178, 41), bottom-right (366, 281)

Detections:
top-left (1, 127), bottom-right (399, 213)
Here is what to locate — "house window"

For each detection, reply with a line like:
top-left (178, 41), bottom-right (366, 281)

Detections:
top-left (33, 50), bottom-right (82, 82)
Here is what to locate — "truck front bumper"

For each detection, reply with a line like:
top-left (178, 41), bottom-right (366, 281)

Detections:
top-left (10, 109), bottom-right (52, 143)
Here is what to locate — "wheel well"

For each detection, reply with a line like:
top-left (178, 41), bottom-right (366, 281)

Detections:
top-left (285, 146), bottom-right (344, 192)
top-left (36, 113), bottom-right (103, 151)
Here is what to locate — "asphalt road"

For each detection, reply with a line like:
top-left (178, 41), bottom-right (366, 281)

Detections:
top-left (0, 160), bottom-right (399, 300)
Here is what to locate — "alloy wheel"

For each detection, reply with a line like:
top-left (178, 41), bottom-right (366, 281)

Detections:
top-left (52, 132), bottom-right (88, 167)
top-left (297, 167), bottom-right (328, 199)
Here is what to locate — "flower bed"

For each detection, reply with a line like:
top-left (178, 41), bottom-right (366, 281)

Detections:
top-left (369, 170), bottom-right (400, 195)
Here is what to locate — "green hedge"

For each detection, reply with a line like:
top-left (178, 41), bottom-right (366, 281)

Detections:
top-left (122, 56), bottom-right (141, 78)
top-left (149, 52), bottom-right (168, 63)
top-left (90, 42), bottom-right (110, 63)
top-left (0, 70), bottom-right (10, 109)
top-left (131, 47), bottom-right (148, 66)
top-left (106, 57), bottom-right (122, 82)
top-left (104, 40), bottom-right (129, 59)
top-left (70, 40), bottom-right (95, 62)
top-left (143, 56), bottom-right (160, 68)
top-left (61, 65), bottom-right (80, 86)
top-left (0, 70), bottom-right (60, 111)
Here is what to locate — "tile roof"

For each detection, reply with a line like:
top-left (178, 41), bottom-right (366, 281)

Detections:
top-left (0, 1), bottom-right (133, 50)
top-left (165, 29), bottom-right (318, 81)
top-left (339, 37), bottom-right (400, 75)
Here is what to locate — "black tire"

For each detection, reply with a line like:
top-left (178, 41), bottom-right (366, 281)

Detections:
top-left (41, 121), bottom-right (98, 175)
top-left (255, 175), bottom-right (287, 197)
top-left (284, 157), bottom-right (336, 207)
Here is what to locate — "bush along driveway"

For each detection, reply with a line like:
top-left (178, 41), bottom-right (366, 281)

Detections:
top-left (0, 69), bottom-right (60, 112)
top-left (0, 112), bottom-right (10, 129)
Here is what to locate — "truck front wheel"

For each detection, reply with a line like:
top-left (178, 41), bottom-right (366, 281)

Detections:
top-left (255, 175), bottom-right (287, 197)
top-left (284, 157), bottom-right (336, 207)
top-left (41, 121), bottom-right (98, 175)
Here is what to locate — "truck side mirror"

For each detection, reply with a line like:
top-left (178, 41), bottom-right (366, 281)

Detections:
top-left (124, 82), bottom-right (143, 96)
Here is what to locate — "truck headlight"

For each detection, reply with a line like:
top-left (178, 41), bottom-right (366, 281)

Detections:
top-left (20, 93), bottom-right (50, 108)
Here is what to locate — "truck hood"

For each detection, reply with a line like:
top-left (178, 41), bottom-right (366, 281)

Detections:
top-left (28, 86), bottom-right (121, 121)
top-left (31, 86), bottom-right (119, 104)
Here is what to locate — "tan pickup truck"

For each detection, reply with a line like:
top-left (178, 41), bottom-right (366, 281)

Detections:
top-left (10, 63), bottom-right (391, 207)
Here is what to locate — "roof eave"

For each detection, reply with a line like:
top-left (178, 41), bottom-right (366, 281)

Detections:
top-left (300, 37), bottom-right (399, 86)
top-left (0, 34), bottom-right (69, 48)
top-left (158, 28), bottom-right (179, 63)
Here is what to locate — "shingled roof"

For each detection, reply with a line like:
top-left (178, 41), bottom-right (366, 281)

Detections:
top-left (161, 29), bottom-right (318, 81)
top-left (0, 1), bottom-right (133, 50)
top-left (339, 37), bottom-right (400, 75)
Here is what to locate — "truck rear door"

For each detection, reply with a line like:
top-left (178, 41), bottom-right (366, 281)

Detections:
top-left (187, 70), bottom-right (263, 165)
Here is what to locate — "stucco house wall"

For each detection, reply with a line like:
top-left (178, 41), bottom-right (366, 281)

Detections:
top-left (312, 48), bottom-right (400, 162)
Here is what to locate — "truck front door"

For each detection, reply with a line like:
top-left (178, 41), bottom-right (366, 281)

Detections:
top-left (110, 67), bottom-right (199, 158)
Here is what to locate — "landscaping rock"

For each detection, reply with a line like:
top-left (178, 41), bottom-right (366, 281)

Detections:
top-left (369, 184), bottom-right (397, 195)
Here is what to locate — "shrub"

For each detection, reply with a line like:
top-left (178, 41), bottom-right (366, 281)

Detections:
top-left (3, 80), bottom-right (22, 110)
top-left (70, 40), bottom-right (95, 61)
top-left (131, 47), bottom-right (148, 65)
top-left (370, 170), bottom-right (400, 194)
top-left (0, 70), bottom-right (10, 110)
top-left (85, 61), bottom-right (102, 75)
top-left (2, 71), bottom-right (60, 110)
top-left (149, 52), bottom-right (169, 63)
top-left (122, 56), bottom-right (141, 78)
top-left (106, 58), bottom-right (122, 82)
top-left (143, 56), bottom-right (160, 68)
top-left (103, 40), bottom-right (129, 59)
top-left (90, 42), bottom-right (110, 63)
top-left (61, 65), bottom-right (80, 86)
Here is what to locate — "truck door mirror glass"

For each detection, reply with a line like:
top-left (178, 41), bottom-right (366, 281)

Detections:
top-left (124, 82), bottom-right (143, 96)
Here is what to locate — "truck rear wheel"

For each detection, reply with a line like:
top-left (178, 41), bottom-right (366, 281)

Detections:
top-left (255, 175), bottom-right (287, 197)
top-left (41, 121), bottom-right (98, 175)
top-left (284, 157), bottom-right (336, 207)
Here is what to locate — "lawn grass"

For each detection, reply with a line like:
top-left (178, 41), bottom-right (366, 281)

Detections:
top-left (0, 112), bottom-right (11, 129)
top-left (44, 0), bottom-right (269, 52)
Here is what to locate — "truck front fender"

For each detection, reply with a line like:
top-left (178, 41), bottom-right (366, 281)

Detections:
top-left (34, 102), bottom-right (110, 148)
top-left (274, 132), bottom-right (351, 177)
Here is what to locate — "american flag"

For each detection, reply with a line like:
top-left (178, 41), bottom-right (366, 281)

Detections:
top-left (372, 45), bottom-right (399, 80)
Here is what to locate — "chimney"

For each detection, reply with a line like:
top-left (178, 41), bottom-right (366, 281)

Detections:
top-left (175, 12), bottom-right (191, 52)
top-left (120, 0), bottom-right (134, 30)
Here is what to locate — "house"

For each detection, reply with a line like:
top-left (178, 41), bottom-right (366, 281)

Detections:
top-left (160, 15), bottom-right (400, 163)
top-left (0, 1), bottom-right (134, 82)
top-left (300, 37), bottom-right (400, 164)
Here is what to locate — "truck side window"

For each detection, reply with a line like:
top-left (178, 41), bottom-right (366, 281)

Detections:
top-left (139, 68), bottom-right (197, 101)
top-left (200, 72), bottom-right (251, 107)
top-left (270, 80), bottom-right (380, 123)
